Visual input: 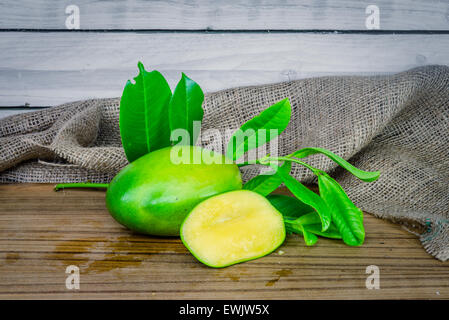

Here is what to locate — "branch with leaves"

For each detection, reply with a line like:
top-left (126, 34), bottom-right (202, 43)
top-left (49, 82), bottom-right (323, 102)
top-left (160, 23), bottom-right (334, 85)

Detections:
top-left (227, 99), bottom-right (380, 246)
top-left (56, 62), bottom-right (380, 248)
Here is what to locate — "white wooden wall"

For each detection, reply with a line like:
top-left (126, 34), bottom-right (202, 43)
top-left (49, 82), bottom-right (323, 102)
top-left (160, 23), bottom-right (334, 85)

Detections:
top-left (0, 0), bottom-right (448, 117)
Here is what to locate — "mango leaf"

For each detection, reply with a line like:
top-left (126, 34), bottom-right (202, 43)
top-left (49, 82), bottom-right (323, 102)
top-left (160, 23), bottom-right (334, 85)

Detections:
top-left (305, 223), bottom-right (342, 239)
top-left (284, 218), bottom-right (318, 246)
top-left (317, 172), bottom-right (365, 246)
top-left (300, 227), bottom-right (318, 246)
top-left (292, 147), bottom-right (380, 182)
top-left (284, 212), bottom-right (342, 245)
top-left (297, 213), bottom-right (342, 239)
top-left (243, 162), bottom-right (291, 196)
top-left (120, 62), bottom-right (172, 162)
top-left (275, 168), bottom-right (332, 232)
top-left (226, 98), bottom-right (291, 161)
top-left (267, 194), bottom-right (314, 219)
top-left (169, 73), bottom-right (204, 145)
top-left (296, 212), bottom-right (322, 225)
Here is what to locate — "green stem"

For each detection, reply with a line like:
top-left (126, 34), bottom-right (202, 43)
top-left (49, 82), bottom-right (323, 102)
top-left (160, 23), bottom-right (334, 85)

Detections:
top-left (267, 156), bottom-right (320, 174)
top-left (54, 183), bottom-right (109, 191)
top-left (238, 156), bottom-right (322, 175)
top-left (237, 160), bottom-right (258, 167)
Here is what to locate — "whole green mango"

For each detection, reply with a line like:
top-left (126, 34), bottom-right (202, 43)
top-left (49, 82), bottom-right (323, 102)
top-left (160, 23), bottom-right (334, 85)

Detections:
top-left (106, 146), bottom-right (242, 236)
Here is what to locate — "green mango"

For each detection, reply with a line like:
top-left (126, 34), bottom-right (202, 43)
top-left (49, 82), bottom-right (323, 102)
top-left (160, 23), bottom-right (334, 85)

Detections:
top-left (106, 146), bottom-right (242, 236)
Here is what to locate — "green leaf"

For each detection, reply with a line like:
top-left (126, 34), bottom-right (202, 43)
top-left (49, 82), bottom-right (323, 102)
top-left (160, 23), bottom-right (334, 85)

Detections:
top-left (292, 147), bottom-right (380, 182)
top-left (297, 212), bottom-right (322, 225)
top-left (267, 194), bottom-right (314, 219)
top-left (305, 223), bottom-right (342, 239)
top-left (270, 196), bottom-right (321, 245)
top-left (317, 172), bottom-right (365, 246)
top-left (226, 98), bottom-right (291, 161)
top-left (296, 213), bottom-right (342, 239)
top-left (285, 220), bottom-right (318, 246)
top-left (119, 62), bottom-right (172, 162)
top-left (284, 212), bottom-right (342, 244)
top-left (300, 226), bottom-right (318, 246)
top-left (169, 73), bottom-right (205, 145)
top-left (243, 162), bottom-right (291, 196)
top-left (275, 168), bottom-right (332, 232)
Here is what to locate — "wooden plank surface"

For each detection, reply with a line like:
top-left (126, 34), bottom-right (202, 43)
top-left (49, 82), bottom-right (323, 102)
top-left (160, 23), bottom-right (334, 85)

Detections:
top-left (0, 184), bottom-right (447, 299)
top-left (1, 0), bottom-right (448, 30)
top-left (0, 32), bottom-right (448, 108)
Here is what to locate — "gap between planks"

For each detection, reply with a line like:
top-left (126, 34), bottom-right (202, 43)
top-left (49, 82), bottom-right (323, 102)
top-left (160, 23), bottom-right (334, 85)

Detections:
top-left (0, 184), bottom-right (447, 299)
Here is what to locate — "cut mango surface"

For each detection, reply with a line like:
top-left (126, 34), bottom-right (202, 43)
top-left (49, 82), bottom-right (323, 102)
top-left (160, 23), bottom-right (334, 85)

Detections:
top-left (181, 190), bottom-right (286, 268)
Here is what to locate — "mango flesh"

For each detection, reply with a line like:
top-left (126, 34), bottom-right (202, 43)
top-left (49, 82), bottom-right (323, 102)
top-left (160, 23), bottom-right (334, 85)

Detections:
top-left (181, 190), bottom-right (286, 268)
top-left (106, 146), bottom-right (242, 236)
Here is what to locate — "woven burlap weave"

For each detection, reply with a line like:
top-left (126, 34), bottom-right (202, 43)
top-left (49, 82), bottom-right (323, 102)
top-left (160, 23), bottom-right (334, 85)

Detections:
top-left (1, 65), bottom-right (448, 261)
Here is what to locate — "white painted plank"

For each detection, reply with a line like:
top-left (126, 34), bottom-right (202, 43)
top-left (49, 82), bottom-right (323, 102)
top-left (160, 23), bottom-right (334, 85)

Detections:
top-left (0, 32), bottom-right (448, 107)
top-left (0, 0), bottom-right (448, 30)
top-left (0, 108), bottom-right (44, 119)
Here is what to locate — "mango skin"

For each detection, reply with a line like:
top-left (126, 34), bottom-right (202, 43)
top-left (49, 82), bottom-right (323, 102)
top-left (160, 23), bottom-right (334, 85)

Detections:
top-left (105, 146), bottom-right (242, 236)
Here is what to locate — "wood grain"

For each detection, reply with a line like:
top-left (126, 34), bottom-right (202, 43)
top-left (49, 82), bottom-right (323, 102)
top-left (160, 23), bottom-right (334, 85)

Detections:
top-left (0, 32), bottom-right (448, 109)
top-left (0, 184), bottom-right (447, 299)
top-left (1, 0), bottom-right (448, 30)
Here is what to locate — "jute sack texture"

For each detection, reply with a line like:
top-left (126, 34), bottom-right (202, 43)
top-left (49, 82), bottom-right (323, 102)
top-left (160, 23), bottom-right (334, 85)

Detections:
top-left (1, 65), bottom-right (448, 261)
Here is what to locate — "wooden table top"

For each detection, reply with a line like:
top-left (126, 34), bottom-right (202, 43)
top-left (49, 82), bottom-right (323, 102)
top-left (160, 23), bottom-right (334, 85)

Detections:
top-left (0, 184), bottom-right (447, 299)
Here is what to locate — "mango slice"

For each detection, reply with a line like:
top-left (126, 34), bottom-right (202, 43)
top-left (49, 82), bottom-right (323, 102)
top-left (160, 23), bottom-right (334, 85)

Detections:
top-left (181, 190), bottom-right (286, 268)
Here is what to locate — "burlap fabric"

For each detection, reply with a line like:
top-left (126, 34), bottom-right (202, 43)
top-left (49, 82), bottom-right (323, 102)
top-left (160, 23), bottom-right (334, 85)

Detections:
top-left (1, 65), bottom-right (448, 261)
